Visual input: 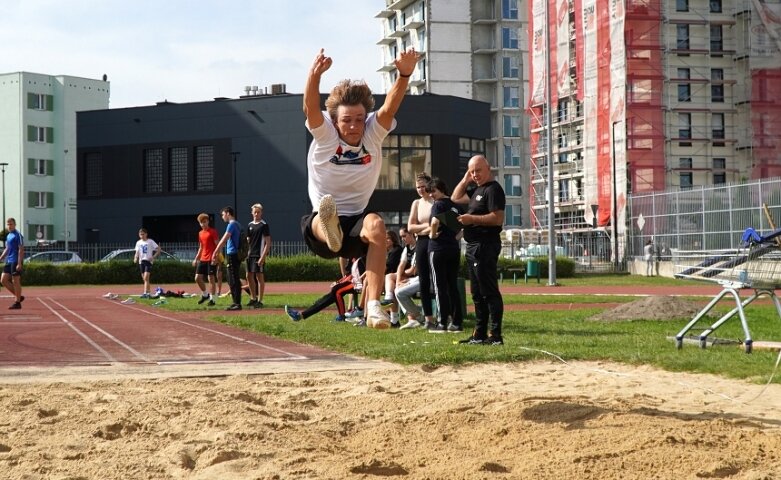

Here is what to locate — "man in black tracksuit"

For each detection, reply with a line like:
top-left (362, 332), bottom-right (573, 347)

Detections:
top-left (451, 155), bottom-right (506, 345)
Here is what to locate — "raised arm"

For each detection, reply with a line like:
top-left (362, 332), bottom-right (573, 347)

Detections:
top-left (376, 48), bottom-right (420, 130)
top-left (451, 168), bottom-right (473, 205)
top-left (303, 48), bottom-right (333, 130)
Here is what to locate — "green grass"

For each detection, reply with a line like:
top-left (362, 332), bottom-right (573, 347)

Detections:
top-left (139, 290), bottom-right (781, 384)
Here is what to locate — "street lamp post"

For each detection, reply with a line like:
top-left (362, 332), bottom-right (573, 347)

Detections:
top-left (0, 162), bottom-right (8, 225)
top-left (612, 121), bottom-right (620, 272)
top-left (230, 151), bottom-right (240, 210)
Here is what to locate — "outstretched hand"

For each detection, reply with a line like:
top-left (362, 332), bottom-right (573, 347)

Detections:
top-left (394, 48), bottom-right (420, 76)
top-left (310, 48), bottom-right (333, 76)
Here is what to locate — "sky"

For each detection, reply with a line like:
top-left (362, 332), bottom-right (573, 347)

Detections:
top-left (1, 0), bottom-right (386, 109)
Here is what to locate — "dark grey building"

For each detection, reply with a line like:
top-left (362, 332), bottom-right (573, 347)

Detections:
top-left (77, 93), bottom-right (489, 243)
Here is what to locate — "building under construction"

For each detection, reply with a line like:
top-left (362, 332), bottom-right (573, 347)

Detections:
top-left (527, 0), bottom-right (781, 260)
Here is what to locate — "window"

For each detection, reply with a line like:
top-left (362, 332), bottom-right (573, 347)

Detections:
top-left (195, 146), bottom-right (214, 191)
top-left (505, 204), bottom-right (522, 226)
top-left (714, 173), bottom-right (726, 184)
top-left (143, 148), bottom-right (163, 193)
top-left (27, 93), bottom-right (53, 111)
top-left (677, 25), bottom-right (690, 50)
top-left (503, 115), bottom-right (520, 136)
top-left (503, 86), bottom-right (520, 107)
top-left (713, 157), bottom-right (726, 169)
top-left (502, 56), bottom-right (519, 78)
top-left (710, 25), bottom-right (723, 52)
top-left (504, 144), bottom-right (521, 167)
top-left (679, 157), bottom-right (693, 169)
top-left (380, 135), bottom-right (432, 190)
top-left (558, 99), bottom-right (569, 121)
top-left (504, 174), bottom-right (522, 196)
top-left (676, 0), bottom-right (688, 11)
top-left (85, 152), bottom-right (103, 197)
top-left (678, 113), bottom-right (691, 146)
top-left (28, 158), bottom-right (53, 176)
top-left (169, 147), bottom-right (189, 192)
top-left (502, 27), bottom-right (519, 49)
top-left (28, 224), bottom-right (53, 241)
top-left (712, 113), bottom-right (725, 146)
top-left (29, 191), bottom-right (53, 208)
top-left (459, 137), bottom-right (485, 173)
top-left (711, 68), bottom-right (724, 102)
top-left (677, 68), bottom-right (691, 102)
top-left (558, 179), bottom-right (570, 202)
top-left (710, 0), bottom-right (722, 12)
top-left (27, 125), bottom-right (53, 143)
top-left (680, 173), bottom-right (693, 189)
top-left (502, 0), bottom-right (519, 19)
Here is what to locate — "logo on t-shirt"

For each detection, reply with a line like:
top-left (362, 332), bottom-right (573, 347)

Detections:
top-left (476, 195), bottom-right (483, 201)
top-left (329, 144), bottom-right (372, 166)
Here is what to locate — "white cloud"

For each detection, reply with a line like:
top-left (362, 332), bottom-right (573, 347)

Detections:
top-left (0, 0), bottom-right (385, 108)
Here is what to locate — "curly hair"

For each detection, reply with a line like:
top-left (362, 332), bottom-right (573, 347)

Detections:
top-left (325, 80), bottom-right (375, 121)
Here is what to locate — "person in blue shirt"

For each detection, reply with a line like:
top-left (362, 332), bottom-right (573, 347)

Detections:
top-left (0, 218), bottom-right (25, 310)
top-left (213, 206), bottom-right (243, 311)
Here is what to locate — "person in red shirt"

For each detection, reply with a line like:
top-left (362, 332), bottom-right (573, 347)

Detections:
top-left (192, 213), bottom-right (219, 306)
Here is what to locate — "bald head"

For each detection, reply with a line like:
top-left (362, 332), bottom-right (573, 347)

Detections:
top-left (468, 155), bottom-right (493, 186)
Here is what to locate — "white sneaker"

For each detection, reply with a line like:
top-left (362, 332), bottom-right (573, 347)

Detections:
top-left (366, 304), bottom-right (391, 329)
top-left (318, 194), bottom-right (342, 253)
top-left (399, 319), bottom-right (421, 330)
top-left (120, 298), bottom-right (136, 305)
top-left (102, 292), bottom-right (113, 298)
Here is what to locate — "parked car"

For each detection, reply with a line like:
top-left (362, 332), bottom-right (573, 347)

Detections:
top-left (99, 249), bottom-right (179, 262)
top-left (27, 251), bottom-right (83, 264)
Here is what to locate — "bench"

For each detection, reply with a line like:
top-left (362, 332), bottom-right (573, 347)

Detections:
top-left (499, 266), bottom-right (540, 284)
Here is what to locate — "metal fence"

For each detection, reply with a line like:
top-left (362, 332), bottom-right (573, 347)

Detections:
top-left (24, 240), bottom-right (314, 263)
top-left (627, 177), bottom-right (781, 259)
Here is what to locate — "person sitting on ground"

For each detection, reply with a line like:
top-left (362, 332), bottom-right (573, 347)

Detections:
top-left (284, 257), bottom-right (365, 323)
top-left (301, 47), bottom-right (419, 329)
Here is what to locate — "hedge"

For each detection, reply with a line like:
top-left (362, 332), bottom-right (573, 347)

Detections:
top-left (19, 254), bottom-right (576, 286)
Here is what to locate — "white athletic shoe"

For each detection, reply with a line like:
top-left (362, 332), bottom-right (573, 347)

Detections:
top-left (399, 319), bottom-right (421, 330)
top-left (120, 298), bottom-right (136, 305)
top-left (102, 292), bottom-right (114, 298)
top-left (318, 194), bottom-right (342, 253)
top-left (366, 303), bottom-right (391, 329)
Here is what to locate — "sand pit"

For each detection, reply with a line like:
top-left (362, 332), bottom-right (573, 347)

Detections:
top-left (588, 295), bottom-right (708, 322)
top-left (1, 361), bottom-right (781, 479)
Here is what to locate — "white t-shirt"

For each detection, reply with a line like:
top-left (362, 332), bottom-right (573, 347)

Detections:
top-left (135, 238), bottom-right (159, 262)
top-left (306, 111), bottom-right (396, 216)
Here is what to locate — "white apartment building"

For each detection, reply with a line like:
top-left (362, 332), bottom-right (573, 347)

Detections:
top-left (377, 0), bottom-right (530, 227)
top-left (0, 72), bottom-right (109, 244)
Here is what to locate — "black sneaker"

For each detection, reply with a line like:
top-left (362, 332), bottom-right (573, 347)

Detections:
top-left (246, 299), bottom-right (258, 307)
top-left (428, 323), bottom-right (447, 333)
top-left (9, 302), bottom-right (21, 310)
top-left (226, 304), bottom-right (242, 311)
top-left (390, 321), bottom-right (401, 329)
top-left (486, 336), bottom-right (504, 346)
top-left (198, 295), bottom-right (209, 305)
top-left (207, 299), bottom-right (215, 306)
top-left (254, 301), bottom-right (263, 309)
top-left (458, 336), bottom-right (487, 345)
top-left (446, 324), bottom-right (464, 333)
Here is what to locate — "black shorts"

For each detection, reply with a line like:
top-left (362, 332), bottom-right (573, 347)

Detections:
top-left (301, 211), bottom-right (369, 260)
top-left (139, 260), bottom-right (153, 274)
top-left (3, 261), bottom-right (21, 276)
top-left (195, 260), bottom-right (216, 276)
top-left (246, 256), bottom-right (265, 274)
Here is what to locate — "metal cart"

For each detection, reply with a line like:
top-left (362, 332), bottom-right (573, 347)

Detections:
top-left (673, 228), bottom-right (781, 353)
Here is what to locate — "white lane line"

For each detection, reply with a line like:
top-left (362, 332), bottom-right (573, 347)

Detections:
top-left (44, 298), bottom-right (151, 363)
top-left (116, 304), bottom-right (308, 360)
top-left (37, 298), bottom-right (117, 363)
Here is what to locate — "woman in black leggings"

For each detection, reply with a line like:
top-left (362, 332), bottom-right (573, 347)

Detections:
top-left (407, 172), bottom-right (436, 328)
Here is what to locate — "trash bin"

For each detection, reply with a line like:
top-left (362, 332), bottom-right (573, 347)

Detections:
top-left (526, 259), bottom-right (540, 278)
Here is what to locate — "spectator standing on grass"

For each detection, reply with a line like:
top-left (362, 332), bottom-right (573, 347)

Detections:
top-left (451, 155), bottom-right (506, 346)
top-left (407, 172), bottom-right (437, 329)
top-left (426, 177), bottom-right (464, 334)
top-left (213, 206), bottom-right (242, 311)
top-left (644, 239), bottom-right (654, 277)
top-left (246, 203), bottom-right (272, 308)
top-left (133, 228), bottom-right (161, 299)
top-left (192, 213), bottom-right (218, 306)
top-left (0, 218), bottom-right (24, 310)
top-left (301, 47), bottom-right (419, 329)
